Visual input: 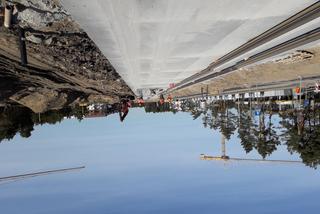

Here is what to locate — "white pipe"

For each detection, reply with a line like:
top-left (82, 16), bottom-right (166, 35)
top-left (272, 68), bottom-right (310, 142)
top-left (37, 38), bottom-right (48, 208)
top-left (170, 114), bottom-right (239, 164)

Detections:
top-left (4, 5), bottom-right (12, 28)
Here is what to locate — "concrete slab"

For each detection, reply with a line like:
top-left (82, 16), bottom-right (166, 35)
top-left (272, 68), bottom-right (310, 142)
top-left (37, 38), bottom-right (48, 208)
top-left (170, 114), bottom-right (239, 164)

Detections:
top-left (61, 0), bottom-right (317, 93)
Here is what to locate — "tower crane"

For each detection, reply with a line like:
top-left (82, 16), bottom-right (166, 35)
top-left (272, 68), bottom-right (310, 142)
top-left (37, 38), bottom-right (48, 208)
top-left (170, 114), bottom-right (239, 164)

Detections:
top-left (0, 166), bottom-right (85, 184)
top-left (200, 133), bottom-right (301, 164)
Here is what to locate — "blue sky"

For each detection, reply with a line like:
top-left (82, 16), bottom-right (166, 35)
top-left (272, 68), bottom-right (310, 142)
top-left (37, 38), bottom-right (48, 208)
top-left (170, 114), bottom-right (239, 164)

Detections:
top-left (0, 108), bottom-right (319, 214)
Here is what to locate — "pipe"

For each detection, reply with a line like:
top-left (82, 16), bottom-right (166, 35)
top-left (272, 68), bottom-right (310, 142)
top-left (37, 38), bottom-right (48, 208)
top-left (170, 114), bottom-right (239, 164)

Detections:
top-left (4, 5), bottom-right (12, 28)
top-left (18, 27), bottom-right (28, 66)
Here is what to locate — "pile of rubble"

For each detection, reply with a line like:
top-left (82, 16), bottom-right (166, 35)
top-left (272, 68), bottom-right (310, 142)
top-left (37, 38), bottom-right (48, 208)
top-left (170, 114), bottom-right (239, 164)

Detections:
top-left (0, 0), bottom-right (134, 112)
top-left (275, 50), bottom-right (314, 64)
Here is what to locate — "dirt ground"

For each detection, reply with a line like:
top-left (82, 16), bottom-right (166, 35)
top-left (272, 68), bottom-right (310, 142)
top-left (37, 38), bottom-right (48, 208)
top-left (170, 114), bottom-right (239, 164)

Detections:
top-left (171, 47), bottom-right (320, 97)
top-left (0, 1), bottom-right (134, 113)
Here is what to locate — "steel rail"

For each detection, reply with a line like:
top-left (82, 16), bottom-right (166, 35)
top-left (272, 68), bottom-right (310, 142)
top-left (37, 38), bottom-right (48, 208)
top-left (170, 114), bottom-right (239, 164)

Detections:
top-left (172, 2), bottom-right (320, 90)
top-left (175, 27), bottom-right (320, 91)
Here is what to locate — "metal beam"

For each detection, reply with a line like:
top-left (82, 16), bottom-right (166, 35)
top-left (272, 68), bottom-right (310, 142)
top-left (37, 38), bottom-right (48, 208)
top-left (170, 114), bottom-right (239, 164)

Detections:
top-left (0, 166), bottom-right (85, 182)
top-left (174, 2), bottom-right (320, 90)
top-left (175, 27), bottom-right (320, 91)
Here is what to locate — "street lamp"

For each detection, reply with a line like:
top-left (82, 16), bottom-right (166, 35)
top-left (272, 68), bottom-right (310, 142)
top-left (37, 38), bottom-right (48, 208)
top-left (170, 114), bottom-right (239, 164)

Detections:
top-left (298, 76), bottom-right (302, 110)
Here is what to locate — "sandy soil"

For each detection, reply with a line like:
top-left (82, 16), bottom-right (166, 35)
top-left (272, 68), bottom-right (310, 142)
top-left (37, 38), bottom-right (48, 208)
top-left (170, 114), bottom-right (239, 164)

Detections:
top-left (171, 47), bottom-right (320, 97)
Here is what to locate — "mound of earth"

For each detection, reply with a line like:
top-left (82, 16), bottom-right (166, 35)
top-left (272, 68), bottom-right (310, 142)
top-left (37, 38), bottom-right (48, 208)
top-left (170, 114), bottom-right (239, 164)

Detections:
top-left (0, 0), bottom-right (134, 113)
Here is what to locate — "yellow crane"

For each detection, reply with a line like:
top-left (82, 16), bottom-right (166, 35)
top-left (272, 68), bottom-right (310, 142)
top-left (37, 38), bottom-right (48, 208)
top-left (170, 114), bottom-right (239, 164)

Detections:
top-left (200, 133), bottom-right (301, 164)
top-left (0, 166), bottom-right (85, 185)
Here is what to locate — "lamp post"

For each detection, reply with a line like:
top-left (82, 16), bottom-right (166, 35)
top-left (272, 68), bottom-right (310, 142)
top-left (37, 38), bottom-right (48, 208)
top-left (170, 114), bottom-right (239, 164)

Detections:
top-left (18, 27), bottom-right (28, 66)
top-left (221, 133), bottom-right (226, 158)
top-left (298, 76), bottom-right (302, 110)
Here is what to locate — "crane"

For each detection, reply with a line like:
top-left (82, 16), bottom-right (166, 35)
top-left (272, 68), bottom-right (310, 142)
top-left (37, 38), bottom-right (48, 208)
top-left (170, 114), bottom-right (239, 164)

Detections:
top-left (0, 166), bottom-right (85, 185)
top-left (200, 133), bottom-right (301, 164)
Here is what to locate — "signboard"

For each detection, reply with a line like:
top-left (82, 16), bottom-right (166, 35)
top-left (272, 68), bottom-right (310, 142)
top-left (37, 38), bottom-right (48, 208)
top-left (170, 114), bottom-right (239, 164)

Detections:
top-left (169, 83), bottom-right (176, 88)
top-left (255, 106), bottom-right (261, 116)
top-left (293, 87), bottom-right (303, 95)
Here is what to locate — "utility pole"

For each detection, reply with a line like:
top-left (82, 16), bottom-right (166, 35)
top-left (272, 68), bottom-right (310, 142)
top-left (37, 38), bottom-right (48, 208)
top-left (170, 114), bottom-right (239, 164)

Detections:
top-left (201, 87), bottom-right (204, 100)
top-left (18, 26), bottom-right (28, 66)
top-left (249, 92), bottom-right (252, 117)
top-left (206, 85), bottom-right (209, 99)
top-left (238, 97), bottom-right (241, 125)
top-left (298, 76), bottom-right (302, 110)
top-left (221, 133), bottom-right (228, 159)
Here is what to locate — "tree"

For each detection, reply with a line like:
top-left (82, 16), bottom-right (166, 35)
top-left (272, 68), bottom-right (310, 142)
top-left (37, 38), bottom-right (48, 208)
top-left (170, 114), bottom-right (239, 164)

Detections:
top-left (0, 106), bottom-right (34, 143)
top-left (254, 110), bottom-right (280, 159)
top-left (281, 108), bottom-right (320, 169)
top-left (238, 108), bottom-right (256, 154)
